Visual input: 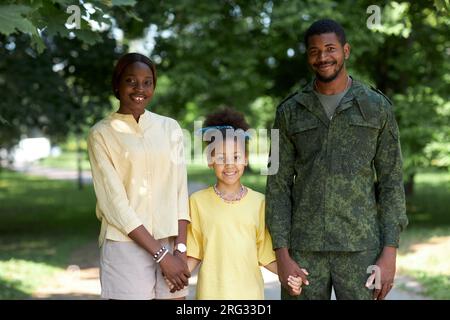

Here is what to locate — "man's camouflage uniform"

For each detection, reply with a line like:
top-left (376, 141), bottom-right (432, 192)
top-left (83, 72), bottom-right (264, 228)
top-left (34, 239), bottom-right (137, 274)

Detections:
top-left (265, 78), bottom-right (408, 300)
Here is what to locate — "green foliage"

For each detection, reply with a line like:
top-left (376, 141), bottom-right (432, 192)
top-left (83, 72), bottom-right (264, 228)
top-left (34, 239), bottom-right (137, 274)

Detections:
top-left (0, 5), bottom-right (36, 36)
top-left (112, 0), bottom-right (137, 5)
top-left (0, 1), bottom-right (142, 53)
top-left (434, 0), bottom-right (450, 12)
top-left (0, 0), bottom-right (448, 176)
top-left (139, 0), bottom-right (449, 174)
top-left (0, 1), bottom-right (136, 147)
top-left (0, 32), bottom-right (121, 147)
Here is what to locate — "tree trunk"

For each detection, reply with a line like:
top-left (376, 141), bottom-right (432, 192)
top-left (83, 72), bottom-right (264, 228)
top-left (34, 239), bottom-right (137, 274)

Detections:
top-left (77, 134), bottom-right (83, 190)
top-left (404, 173), bottom-right (415, 197)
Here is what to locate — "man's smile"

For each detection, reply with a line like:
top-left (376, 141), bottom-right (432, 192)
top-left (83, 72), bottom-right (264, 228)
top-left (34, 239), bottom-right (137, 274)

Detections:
top-left (315, 61), bottom-right (336, 71)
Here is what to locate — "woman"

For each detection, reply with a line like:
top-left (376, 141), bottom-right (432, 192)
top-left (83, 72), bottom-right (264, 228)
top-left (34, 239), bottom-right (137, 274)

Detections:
top-left (87, 53), bottom-right (190, 300)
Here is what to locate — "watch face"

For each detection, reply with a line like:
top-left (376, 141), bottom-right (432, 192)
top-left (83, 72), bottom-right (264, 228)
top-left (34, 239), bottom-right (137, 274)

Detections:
top-left (176, 243), bottom-right (187, 253)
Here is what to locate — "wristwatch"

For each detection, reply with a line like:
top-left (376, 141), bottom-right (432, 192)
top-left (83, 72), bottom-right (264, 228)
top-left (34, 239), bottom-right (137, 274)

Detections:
top-left (175, 243), bottom-right (187, 253)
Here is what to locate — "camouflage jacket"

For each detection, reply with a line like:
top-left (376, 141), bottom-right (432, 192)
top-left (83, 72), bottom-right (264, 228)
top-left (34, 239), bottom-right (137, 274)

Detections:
top-left (265, 78), bottom-right (408, 251)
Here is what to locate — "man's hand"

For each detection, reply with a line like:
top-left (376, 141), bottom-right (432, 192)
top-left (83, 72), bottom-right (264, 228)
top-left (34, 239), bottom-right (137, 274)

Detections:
top-left (367, 246), bottom-right (396, 300)
top-left (276, 248), bottom-right (309, 296)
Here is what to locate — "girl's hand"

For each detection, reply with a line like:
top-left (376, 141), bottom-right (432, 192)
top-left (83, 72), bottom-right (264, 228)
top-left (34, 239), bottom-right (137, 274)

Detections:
top-left (288, 275), bottom-right (303, 296)
top-left (275, 248), bottom-right (309, 296)
top-left (164, 275), bottom-right (176, 290)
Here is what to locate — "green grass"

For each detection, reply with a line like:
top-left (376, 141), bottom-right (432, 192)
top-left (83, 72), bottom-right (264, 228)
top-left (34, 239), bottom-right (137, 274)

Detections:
top-left (0, 170), bottom-right (98, 299)
top-left (0, 259), bottom-right (61, 299)
top-left (397, 226), bottom-right (450, 299)
top-left (37, 152), bottom-right (90, 171)
top-left (411, 273), bottom-right (450, 300)
top-left (406, 171), bottom-right (450, 227)
top-left (0, 167), bottom-right (448, 299)
top-left (395, 170), bottom-right (450, 299)
top-left (187, 166), bottom-right (450, 299)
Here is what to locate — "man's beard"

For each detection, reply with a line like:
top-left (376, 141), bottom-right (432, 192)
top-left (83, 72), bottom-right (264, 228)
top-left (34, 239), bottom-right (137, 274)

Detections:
top-left (315, 60), bottom-right (345, 83)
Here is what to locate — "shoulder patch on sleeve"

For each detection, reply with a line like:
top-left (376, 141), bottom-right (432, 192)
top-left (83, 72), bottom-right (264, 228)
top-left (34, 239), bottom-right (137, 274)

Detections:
top-left (370, 86), bottom-right (393, 106)
top-left (276, 92), bottom-right (297, 111)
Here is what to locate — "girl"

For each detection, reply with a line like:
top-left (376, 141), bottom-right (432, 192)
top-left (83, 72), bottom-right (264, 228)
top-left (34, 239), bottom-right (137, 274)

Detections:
top-left (167, 108), bottom-right (303, 299)
top-left (87, 53), bottom-right (190, 300)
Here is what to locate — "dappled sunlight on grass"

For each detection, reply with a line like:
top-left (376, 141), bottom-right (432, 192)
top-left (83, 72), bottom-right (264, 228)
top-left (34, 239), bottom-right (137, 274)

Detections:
top-left (397, 227), bottom-right (450, 299)
top-left (0, 239), bottom-right (56, 260)
top-left (0, 277), bottom-right (29, 299)
top-left (0, 235), bottom-right (94, 299)
top-left (0, 170), bottom-right (98, 298)
top-left (414, 171), bottom-right (450, 186)
top-left (37, 152), bottom-right (90, 171)
top-left (0, 258), bottom-right (63, 298)
top-left (399, 233), bottom-right (450, 275)
top-left (0, 170), bottom-right (97, 236)
top-left (0, 168), bottom-right (448, 299)
top-left (406, 170), bottom-right (450, 227)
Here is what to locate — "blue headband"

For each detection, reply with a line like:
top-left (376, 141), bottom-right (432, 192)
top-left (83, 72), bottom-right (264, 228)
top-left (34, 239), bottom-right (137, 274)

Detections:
top-left (196, 125), bottom-right (251, 139)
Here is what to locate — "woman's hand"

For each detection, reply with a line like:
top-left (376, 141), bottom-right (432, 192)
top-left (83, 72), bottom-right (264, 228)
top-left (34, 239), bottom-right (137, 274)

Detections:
top-left (127, 225), bottom-right (191, 292)
top-left (159, 253), bottom-right (191, 291)
top-left (174, 250), bottom-right (188, 264)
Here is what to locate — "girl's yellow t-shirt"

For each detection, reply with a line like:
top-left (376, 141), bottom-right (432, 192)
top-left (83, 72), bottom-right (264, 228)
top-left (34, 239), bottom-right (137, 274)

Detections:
top-left (187, 186), bottom-right (276, 300)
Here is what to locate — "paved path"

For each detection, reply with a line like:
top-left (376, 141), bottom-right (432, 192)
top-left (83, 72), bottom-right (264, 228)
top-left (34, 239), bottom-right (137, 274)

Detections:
top-left (8, 163), bottom-right (93, 183)
top-left (33, 242), bottom-right (430, 300)
top-left (11, 164), bottom-right (430, 300)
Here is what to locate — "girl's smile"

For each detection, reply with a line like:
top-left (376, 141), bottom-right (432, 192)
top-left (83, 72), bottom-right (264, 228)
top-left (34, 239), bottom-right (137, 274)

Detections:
top-left (210, 139), bottom-right (248, 196)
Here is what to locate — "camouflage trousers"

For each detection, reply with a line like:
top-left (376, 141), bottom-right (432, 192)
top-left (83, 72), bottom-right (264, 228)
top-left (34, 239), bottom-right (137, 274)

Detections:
top-left (282, 248), bottom-right (381, 300)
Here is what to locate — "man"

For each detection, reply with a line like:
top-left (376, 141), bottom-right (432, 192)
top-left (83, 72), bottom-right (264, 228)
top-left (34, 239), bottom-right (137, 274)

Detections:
top-left (265, 19), bottom-right (408, 300)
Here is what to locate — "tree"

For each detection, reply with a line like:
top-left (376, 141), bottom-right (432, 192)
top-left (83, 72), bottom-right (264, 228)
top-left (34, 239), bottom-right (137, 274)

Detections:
top-left (1, 1), bottom-right (448, 193)
top-left (0, 0), bottom-right (139, 52)
top-left (0, 0), bottom-right (138, 144)
top-left (0, 1), bottom-right (133, 187)
top-left (119, 0), bottom-right (449, 193)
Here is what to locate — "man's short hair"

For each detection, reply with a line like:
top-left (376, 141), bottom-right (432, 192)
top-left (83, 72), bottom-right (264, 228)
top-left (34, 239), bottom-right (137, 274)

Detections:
top-left (304, 19), bottom-right (347, 48)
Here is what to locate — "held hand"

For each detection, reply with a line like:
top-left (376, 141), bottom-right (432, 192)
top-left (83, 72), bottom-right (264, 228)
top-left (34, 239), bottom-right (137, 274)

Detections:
top-left (163, 275), bottom-right (175, 291)
top-left (170, 252), bottom-right (189, 293)
top-left (287, 275), bottom-right (303, 296)
top-left (174, 250), bottom-right (188, 264)
top-left (277, 252), bottom-right (309, 296)
top-left (367, 247), bottom-right (396, 300)
top-left (159, 253), bottom-right (191, 292)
